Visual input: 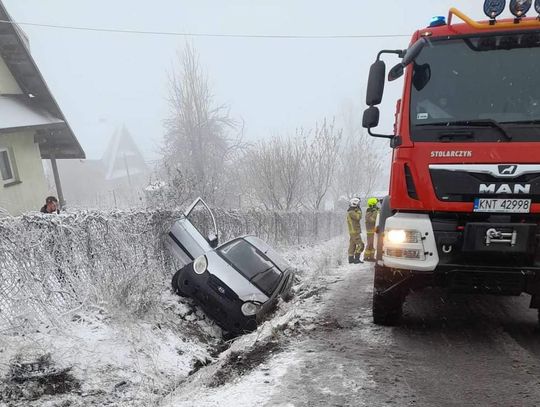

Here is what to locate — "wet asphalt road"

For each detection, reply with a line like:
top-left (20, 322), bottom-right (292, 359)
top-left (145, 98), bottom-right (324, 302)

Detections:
top-left (267, 263), bottom-right (540, 407)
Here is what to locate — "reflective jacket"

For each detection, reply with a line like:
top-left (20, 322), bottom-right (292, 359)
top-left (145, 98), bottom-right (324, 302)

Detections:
top-left (365, 207), bottom-right (379, 232)
top-left (347, 207), bottom-right (362, 235)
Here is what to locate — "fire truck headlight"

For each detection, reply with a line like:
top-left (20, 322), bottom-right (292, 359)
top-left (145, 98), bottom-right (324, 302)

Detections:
top-left (385, 248), bottom-right (425, 260)
top-left (386, 230), bottom-right (422, 245)
top-left (509, 0), bottom-right (532, 17)
top-left (387, 230), bottom-right (407, 244)
top-left (384, 230), bottom-right (426, 261)
top-left (484, 0), bottom-right (506, 18)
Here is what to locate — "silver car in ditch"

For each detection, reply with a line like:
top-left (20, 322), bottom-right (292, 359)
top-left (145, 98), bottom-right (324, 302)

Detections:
top-left (166, 198), bottom-right (295, 335)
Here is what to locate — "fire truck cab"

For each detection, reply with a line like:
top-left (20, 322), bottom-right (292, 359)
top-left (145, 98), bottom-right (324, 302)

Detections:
top-left (364, 2), bottom-right (540, 325)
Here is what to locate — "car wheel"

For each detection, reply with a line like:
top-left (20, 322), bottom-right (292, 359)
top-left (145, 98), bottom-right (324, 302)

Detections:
top-left (171, 270), bottom-right (188, 297)
top-left (372, 290), bottom-right (403, 326)
top-left (282, 289), bottom-right (294, 303)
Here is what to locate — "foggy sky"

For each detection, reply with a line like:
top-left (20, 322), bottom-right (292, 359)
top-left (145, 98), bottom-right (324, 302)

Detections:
top-left (3, 0), bottom-right (485, 161)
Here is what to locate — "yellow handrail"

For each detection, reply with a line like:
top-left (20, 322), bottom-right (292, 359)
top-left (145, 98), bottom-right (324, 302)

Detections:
top-left (448, 7), bottom-right (540, 30)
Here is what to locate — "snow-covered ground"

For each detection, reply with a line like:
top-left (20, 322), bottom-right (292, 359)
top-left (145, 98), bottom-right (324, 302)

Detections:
top-left (0, 236), bottom-right (347, 406)
top-left (0, 293), bottom-right (221, 406)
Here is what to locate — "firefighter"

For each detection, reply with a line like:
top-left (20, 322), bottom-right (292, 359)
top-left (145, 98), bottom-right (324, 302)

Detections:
top-left (364, 197), bottom-right (379, 262)
top-left (347, 197), bottom-right (364, 264)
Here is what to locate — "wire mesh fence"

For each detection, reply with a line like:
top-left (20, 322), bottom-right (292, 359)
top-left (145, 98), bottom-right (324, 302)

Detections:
top-left (0, 209), bottom-right (345, 333)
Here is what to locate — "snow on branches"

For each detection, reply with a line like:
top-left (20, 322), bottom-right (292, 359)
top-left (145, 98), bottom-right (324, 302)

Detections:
top-left (0, 209), bottom-right (343, 332)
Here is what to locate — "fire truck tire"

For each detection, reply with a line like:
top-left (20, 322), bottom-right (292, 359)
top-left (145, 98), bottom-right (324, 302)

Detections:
top-left (372, 290), bottom-right (403, 326)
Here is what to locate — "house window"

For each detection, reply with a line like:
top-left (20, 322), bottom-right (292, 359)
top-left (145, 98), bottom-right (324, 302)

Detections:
top-left (0, 148), bottom-right (17, 185)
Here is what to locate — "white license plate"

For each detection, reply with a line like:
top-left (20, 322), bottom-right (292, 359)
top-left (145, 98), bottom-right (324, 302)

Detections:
top-left (473, 198), bottom-right (531, 213)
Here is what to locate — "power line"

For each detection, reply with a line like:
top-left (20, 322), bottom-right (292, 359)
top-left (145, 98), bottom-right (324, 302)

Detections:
top-left (0, 19), bottom-right (410, 39)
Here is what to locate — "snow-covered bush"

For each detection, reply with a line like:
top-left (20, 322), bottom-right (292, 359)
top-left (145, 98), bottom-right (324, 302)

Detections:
top-left (0, 209), bottom-right (343, 333)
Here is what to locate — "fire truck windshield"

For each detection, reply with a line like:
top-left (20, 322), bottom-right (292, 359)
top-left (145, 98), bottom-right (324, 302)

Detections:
top-left (410, 33), bottom-right (540, 142)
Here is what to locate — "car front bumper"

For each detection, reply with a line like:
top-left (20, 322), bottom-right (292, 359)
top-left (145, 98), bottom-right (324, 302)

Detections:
top-left (176, 264), bottom-right (258, 334)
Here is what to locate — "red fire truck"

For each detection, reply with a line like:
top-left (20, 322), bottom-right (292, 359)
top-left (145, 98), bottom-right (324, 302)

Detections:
top-left (363, 1), bottom-right (540, 325)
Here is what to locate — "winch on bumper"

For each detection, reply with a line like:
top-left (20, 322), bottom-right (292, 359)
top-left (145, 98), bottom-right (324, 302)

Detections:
top-left (373, 212), bottom-right (540, 325)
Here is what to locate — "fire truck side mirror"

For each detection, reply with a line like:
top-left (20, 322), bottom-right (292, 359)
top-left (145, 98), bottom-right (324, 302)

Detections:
top-left (362, 106), bottom-right (380, 129)
top-left (388, 63), bottom-right (404, 82)
top-left (366, 60), bottom-right (386, 106)
top-left (402, 38), bottom-right (427, 67)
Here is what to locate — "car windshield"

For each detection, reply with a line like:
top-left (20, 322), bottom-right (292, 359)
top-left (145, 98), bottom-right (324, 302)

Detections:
top-left (410, 33), bottom-right (540, 142)
top-left (218, 238), bottom-right (282, 296)
top-left (245, 236), bottom-right (290, 272)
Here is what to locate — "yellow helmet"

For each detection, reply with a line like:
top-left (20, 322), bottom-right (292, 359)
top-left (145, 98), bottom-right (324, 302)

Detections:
top-left (368, 197), bottom-right (378, 207)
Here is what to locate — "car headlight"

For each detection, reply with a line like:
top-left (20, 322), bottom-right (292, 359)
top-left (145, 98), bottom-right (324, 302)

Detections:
top-left (241, 302), bottom-right (261, 316)
top-left (386, 229), bottom-right (422, 244)
top-left (193, 255), bottom-right (208, 275)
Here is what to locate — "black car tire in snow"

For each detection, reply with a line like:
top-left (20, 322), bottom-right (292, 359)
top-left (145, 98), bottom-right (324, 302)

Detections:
top-left (372, 291), bottom-right (403, 326)
top-left (171, 270), bottom-right (188, 297)
top-left (282, 290), bottom-right (294, 303)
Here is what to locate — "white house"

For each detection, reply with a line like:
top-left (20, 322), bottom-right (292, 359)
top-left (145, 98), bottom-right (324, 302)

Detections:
top-left (0, 1), bottom-right (84, 215)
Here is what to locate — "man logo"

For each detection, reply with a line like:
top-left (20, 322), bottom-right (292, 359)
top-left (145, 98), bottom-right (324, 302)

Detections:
top-left (498, 165), bottom-right (518, 176)
top-left (479, 183), bottom-right (531, 194)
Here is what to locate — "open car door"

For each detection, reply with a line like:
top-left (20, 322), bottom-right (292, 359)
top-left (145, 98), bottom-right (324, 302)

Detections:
top-left (167, 197), bottom-right (219, 266)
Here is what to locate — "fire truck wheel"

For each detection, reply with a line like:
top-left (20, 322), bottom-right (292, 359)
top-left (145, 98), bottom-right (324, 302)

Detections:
top-left (372, 290), bottom-right (403, 326)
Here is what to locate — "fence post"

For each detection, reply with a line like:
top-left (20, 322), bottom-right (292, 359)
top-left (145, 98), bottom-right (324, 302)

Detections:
top-left (314, 213), bottom-right (319, 242)
top-left (296, 212), bottom-right (301, 244)
top-left (274, 212), bottom-right (279, 244)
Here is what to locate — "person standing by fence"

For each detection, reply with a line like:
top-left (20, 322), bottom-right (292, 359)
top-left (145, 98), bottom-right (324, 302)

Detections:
top-left (364, 197), bottom-right (379, 262)
top-left (347, 197), bottom-right (364, 264)
top-left (40, 196), bottom-right (60, 214)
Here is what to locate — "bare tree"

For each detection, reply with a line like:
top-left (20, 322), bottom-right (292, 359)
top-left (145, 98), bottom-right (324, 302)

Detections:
top-left (244, 134), bottom-right (306, 211)
top-left (334, 101), bottom-right (387, 202)
top-left (338, 133), bottom-right (383, 199)
top-left (161, 44), bottom-right (244, 205)
top-left (303, 119), bottom-right (342, 210)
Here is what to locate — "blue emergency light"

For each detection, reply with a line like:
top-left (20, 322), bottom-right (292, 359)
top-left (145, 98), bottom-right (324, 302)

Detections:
top-left (429, 16), bottom-right (446, 27)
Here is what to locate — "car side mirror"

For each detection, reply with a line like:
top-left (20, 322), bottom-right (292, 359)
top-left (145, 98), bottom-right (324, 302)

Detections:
top-left (388, 63), bottom-right (404, 82)
top-left (208, 233), bottom-right (219, 248)
top-left (366, 60), bottom-right (386, 106)
top-left (362, 106), bottom-right (380, 129)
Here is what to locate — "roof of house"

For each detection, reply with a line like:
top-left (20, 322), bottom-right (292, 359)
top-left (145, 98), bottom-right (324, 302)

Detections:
top-left (0, 95), bottom-right (64, 132)
top-left (102, 126), bottom-right (148, 181)
top-left (0, 1), bottom-right (85, 159)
